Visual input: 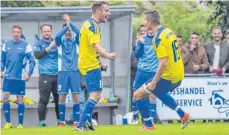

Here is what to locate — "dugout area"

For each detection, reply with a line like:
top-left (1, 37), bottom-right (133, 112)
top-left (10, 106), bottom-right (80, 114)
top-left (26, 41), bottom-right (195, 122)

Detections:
top-left (1, 6), bottom-right (136, 127)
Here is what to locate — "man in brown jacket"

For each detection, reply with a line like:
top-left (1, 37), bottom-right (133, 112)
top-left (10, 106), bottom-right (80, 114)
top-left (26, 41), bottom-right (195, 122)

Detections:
top-left (204, 27), bottom-right (229, 75)
top-left (181, 32), bottom-right (209, 73)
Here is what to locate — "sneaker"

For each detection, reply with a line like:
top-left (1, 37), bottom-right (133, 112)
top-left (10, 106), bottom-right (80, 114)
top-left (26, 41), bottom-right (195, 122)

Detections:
top-left (75, 125), bottom-right (88, 132)
top-left (181, 113), bottom-right (191, 129)
top-left (131, 119), bottom-right (139, 125)
top-left (40, 123), bottom-right (47, 127)
top-left (57, 122), bottom-right (66, 127)
top-left (17, 124), bottom-right (24, 129)
top-left (86, 122), bottom-right (95, 131)
top-left (92, 119), bottom-right (98, 126)
top-left (3, 122), bottom-right (12, 129)
top-left (140, 125), bottom-right (156, 130)
top-left (74, 122), bottom-right (79, 127)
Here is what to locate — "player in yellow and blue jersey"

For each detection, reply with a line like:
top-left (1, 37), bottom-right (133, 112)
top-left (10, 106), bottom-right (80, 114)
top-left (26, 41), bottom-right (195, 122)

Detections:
top-left (75, 1), bottom-right (116, 131)
top-left (134, 9), bottom-right (191, 130)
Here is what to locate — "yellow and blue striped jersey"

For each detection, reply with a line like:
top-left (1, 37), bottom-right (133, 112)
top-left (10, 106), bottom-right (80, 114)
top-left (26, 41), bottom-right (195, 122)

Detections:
top-left (152, 26), bottom-right (184, 83)
top-left (78, 18), bottom-right (101, 75)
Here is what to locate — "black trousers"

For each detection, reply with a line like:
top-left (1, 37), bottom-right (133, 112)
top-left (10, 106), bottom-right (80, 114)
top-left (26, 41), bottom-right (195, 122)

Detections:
top-left (37, 74), bottom-right (59, 121)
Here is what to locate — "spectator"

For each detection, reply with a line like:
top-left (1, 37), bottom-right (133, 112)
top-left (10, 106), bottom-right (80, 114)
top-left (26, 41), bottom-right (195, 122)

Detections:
top-left (204, 27), bottom-right (229, 75)
top-left (177, 35), bottom-right (183, 46)
top-left (225, 30), bottom-right (229, 45)
top-left (181, 32), bottom-right (209, 73)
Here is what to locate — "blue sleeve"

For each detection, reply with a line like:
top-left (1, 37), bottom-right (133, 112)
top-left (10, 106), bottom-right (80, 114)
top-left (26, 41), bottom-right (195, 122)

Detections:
top-left (135, 40), bottom-right (144, 58)
top-left (55, 26), bottom-right (69, 46)
top-left (1, 51), bottom-right (6, 72)
top-left (25, 52), bottom-right (35, 76)
top-left (33, 41), bottom-right (41, 52)
top-left (70, 23), bottom-right (80, 45)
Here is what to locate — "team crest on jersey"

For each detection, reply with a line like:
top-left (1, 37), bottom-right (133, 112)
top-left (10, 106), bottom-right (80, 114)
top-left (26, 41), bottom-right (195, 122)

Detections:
top-left (58, 85), bottom-right (62, 91)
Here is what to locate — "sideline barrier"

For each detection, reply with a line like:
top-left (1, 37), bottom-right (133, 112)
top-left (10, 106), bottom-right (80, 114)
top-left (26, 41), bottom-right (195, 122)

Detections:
top-left (157, 74), bottom-right (229, 120)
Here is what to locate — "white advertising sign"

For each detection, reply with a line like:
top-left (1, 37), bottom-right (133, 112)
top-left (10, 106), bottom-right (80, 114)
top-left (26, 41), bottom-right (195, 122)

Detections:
top-left (157, 77), bottom-right (229, 120)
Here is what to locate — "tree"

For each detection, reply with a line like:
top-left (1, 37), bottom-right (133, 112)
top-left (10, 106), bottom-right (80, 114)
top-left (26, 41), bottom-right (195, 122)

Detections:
top-left (1, 1), bottom-right (44, 7)
top-left (203, 0), bottom-right (229, 38)
top-left (133, 1), bottom-right (213, 43)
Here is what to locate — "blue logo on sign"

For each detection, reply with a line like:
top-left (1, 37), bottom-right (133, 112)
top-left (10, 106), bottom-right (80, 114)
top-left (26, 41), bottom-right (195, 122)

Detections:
top-left (208, 90), bottom-right (229, 117)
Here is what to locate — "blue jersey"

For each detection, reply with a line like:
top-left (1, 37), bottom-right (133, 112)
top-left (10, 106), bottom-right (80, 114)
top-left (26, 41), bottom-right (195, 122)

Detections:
top-left (1, 39), bottom-right (35, 80)
top-left (55, 23), bottom-right (80, 71)
top-left (33, 39), bottom-right (58, 75)
top-left (135, 34), bottom-right (158, 73)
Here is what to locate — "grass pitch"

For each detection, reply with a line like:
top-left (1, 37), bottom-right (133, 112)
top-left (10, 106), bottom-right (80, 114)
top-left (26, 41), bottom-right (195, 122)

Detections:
top-left (1, 122), bottom-right (229, 135)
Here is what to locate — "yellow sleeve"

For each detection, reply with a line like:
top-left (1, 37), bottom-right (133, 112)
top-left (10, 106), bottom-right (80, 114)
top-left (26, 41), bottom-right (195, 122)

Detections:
top-left (154, 37), bottom-right (168, 58)
top-left (89, 32), bottom-right (101, 45)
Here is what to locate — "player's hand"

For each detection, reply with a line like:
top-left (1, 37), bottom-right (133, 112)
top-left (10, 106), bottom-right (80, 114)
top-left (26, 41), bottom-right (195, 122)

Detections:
top-left (107, 53), bottom-right (116, 60)
top-left (45, 41), bottom-right (56, 52)
top-left (193, 64), bottom-right (200, 71)
top-left (63, 14), bottom-right (71, 23)
top-left (50, 41), bottom-right (56, 47)
top-left (0, 72), bottom-right (4, 78)
top-left (190, 44), bottom-right (196, 51)
top-left (146, 82), bottom-right (156, 92)
top-left (23, 74), bottom-right (30, 81)
top-left (136, 33), bottom-right (144, 43)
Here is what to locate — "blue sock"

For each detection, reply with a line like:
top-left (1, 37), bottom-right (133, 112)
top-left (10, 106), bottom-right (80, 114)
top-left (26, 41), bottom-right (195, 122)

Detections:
top-left (175, 106), bottom-right (185, 118)
top-left (132, 98), bottom-right (139, 120)
top-left (88, 114), bottom-right (92, 123)
top-left (58, 104), bottom-right (65, 122)
top-left (149, 101), bottom-right (156, 118)
top-left (136, 98), bottom-right (153, 127)
top-left (73, 103), bottom-right (80, 122)
top-left (3, 101), bottom-right (11, 123)
top-left (156, 93), bottom-right (185, 118)
top-left (77, 99), bottom-right (97, 128)
top-left (18, 103), bottom-right (25, 125)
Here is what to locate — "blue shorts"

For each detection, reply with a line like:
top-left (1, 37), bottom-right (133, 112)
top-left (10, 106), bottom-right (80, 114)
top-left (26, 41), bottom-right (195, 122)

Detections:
top-left (58, 70), bottom-right (81, 94)
top-left (85, 68), bottom-right (102, 93)
top-left (144, 78), bottom-right (182, 95)
top-left (3, 79), bottom-right (26, 96)
top-left (133, 69), bottom-right (156, 91)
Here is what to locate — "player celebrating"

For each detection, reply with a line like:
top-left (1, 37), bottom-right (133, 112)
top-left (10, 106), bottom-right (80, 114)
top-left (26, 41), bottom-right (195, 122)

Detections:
top-left (55, 14), bottom-right (81, 127)
top-left (75, 1), bottom-right (115, 131)
top-left (1, 25), bottom-right (35, 129)
top-left (132, 28), bottom-right (158, 125)
top-left (134, 9), bottom-right (190, 130)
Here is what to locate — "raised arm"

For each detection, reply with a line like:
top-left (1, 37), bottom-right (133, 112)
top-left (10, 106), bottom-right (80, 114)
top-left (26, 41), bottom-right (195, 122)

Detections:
top-left (55, 26), bottom-right (69, 46)
top-left (70, 23), bottom-right (80, 45)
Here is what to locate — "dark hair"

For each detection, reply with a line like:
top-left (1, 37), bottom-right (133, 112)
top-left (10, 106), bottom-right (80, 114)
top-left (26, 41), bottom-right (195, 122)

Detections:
top-left (12, 24), bottom-right (22, 32)
top-left (191, 32), bottom-right (199, 36)
top-left (92, 1), bottom-right (109, 13)
top-left (176, 35), bottom-right (182, 38)
top-left (40, 24), bottom-right (52, 31)
top-left (137, 24), bottom-right (145, 32)
top-left (145, 9), bottom-right (161, 25)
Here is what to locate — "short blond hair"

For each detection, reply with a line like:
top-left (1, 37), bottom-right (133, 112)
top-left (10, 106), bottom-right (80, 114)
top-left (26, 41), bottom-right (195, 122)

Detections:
top-left (92, 1), bottom-right (109, 13)
top-left (12, 25), bottom-right (22, 32)
top-left (145, 9), bottom-right (161, 25)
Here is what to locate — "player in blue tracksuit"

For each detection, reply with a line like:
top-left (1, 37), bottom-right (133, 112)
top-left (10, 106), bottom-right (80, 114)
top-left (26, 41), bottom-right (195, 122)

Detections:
top-left (131, 29), bottom-right (158, 124)
top-left (1, 25), bottom-right (35, 129)
top-left (55, 14), bottom-right (81, 127)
